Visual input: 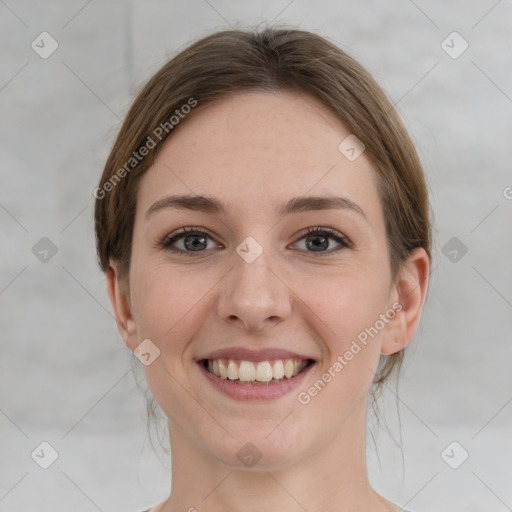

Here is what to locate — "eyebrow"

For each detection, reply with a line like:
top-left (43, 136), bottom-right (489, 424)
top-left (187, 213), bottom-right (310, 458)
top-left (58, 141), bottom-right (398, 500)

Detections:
top-left (145, 194), bottom-right (367, 221)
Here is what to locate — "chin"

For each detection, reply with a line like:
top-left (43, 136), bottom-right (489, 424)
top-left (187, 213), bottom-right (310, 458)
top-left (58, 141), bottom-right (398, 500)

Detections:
top-left (204, 425), bottom-right (307, 471)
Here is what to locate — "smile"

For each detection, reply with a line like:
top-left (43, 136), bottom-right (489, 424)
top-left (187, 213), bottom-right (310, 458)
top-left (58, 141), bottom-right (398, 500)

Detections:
top-left (203, 358), bottom-right (312, 384)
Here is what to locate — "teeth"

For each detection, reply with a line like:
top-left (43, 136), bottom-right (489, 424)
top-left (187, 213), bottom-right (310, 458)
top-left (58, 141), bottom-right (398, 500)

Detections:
top-left (256, 361), bottom-right (273, 382)
top-left (284, 359), bottom-right (294, 378)
top-left (227, 360), bottom-right (238, 380)
top-left (239, 360), bottom-right (256, 382)
top-left (218, 360), bottom-right (228, 379)
top-left (205, 358), bottom-right (309, 382)
top-left (212, 360), bottom-right (220, 377)
top-left (272, 360), bottom-right (285, 379)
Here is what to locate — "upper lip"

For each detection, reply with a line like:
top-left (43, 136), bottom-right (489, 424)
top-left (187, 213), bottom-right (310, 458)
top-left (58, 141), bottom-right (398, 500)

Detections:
top-left (196, 347), bottom-right (315, 363)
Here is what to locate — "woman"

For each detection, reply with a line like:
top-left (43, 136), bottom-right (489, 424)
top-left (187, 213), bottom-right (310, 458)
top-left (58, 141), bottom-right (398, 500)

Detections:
top-left (94, 26), bottom-right (431, 512)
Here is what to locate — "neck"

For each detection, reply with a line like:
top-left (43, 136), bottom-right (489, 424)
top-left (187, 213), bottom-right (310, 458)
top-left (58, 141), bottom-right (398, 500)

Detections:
top-left (159, 407), bottom-right (396, 512)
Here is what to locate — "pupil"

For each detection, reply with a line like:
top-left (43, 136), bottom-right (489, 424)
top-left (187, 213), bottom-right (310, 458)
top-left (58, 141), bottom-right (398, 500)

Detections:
top-left (307, 235), bottom-right (328, 251)
top-left (185, 235), bottom-right (207, 251)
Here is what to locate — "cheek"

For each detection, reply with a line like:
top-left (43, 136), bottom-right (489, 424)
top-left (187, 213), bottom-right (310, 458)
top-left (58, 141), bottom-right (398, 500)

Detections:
top-left (313, 267), bottom-right (391, 337)
top-left (131, 256), bottom-right (391, 352)
top-left (130, 264), bottom-right (215, 355)
top-left (130, 267), bottom-right (211, 420)
top-left (308, 269), bottom-right (391, 389)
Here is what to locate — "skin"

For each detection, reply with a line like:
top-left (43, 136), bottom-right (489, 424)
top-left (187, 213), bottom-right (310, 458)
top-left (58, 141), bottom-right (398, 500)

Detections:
top-left (107, 90), bottom-right (429, 512)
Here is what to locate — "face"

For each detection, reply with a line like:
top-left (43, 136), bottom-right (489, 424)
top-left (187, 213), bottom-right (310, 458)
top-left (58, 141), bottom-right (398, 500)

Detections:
top-left (116, 90), bottom-right (407, 470)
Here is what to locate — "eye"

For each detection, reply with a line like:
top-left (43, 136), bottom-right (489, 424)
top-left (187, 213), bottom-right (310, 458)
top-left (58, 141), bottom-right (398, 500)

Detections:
top-left (159, 226), bottom-right (351, 257)
top-left (292, 227), bottom-right (352, 254)
top-left (159, 227), bottom-right (221, 256)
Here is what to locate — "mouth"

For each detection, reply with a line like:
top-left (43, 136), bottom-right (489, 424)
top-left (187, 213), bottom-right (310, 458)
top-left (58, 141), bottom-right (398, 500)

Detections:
top-left (196, 347), bottom-right (316, 400)
top-left (201, 357), bottom-right (314, 384)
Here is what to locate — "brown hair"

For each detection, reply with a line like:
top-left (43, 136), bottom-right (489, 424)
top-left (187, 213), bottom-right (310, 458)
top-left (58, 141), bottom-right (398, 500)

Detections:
top-left (94, 26), bottom-right (432, 391)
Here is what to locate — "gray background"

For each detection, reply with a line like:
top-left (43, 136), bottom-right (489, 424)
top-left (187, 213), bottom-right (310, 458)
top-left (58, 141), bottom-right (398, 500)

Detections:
top-left (1, 1), bottom-right (511, 511)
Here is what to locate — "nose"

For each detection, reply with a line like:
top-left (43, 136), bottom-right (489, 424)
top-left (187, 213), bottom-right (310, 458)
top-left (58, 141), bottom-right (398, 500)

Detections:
top-left (216, 243), bottom-right (292, 332)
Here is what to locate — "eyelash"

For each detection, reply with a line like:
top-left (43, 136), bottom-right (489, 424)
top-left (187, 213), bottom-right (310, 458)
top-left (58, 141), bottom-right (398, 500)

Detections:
top-left (158, 226), bottom-right (352, 257)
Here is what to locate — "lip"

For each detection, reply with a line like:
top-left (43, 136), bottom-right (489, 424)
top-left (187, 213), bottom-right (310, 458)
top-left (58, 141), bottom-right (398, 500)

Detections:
top-left (197, 359), bottom-right (315, 401)
top-left (196, 347), bottom-right (314, 363)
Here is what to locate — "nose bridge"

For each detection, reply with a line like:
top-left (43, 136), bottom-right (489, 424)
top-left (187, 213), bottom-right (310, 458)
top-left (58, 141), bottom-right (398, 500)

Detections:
top-left (235, 242), bottom-right (274, 293)
top-left (216, 235), bottom-right (291, 329)
top-left (232, 235), bottom-right (281, 301)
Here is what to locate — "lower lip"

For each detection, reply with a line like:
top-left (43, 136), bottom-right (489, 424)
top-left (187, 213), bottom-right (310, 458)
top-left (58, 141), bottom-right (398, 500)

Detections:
top-left (198, 362), bottom-right (314, 401)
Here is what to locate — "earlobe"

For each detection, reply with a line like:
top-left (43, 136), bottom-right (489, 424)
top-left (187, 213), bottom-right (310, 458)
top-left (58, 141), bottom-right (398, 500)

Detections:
top-left (381, 247), bottom-right (430, 355)
top-left (106, 262), bottom-right (137, 351)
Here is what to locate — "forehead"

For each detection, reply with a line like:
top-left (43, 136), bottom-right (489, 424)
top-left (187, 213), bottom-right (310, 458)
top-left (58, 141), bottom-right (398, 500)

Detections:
top-left (136, 90), bottom-right (383, 225)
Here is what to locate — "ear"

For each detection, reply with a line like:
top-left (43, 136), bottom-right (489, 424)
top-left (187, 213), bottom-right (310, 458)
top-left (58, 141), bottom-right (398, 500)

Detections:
top-left (381, 247), bottom-right (430, 355)
top-left (106, 261), bottom-right (138, 351)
